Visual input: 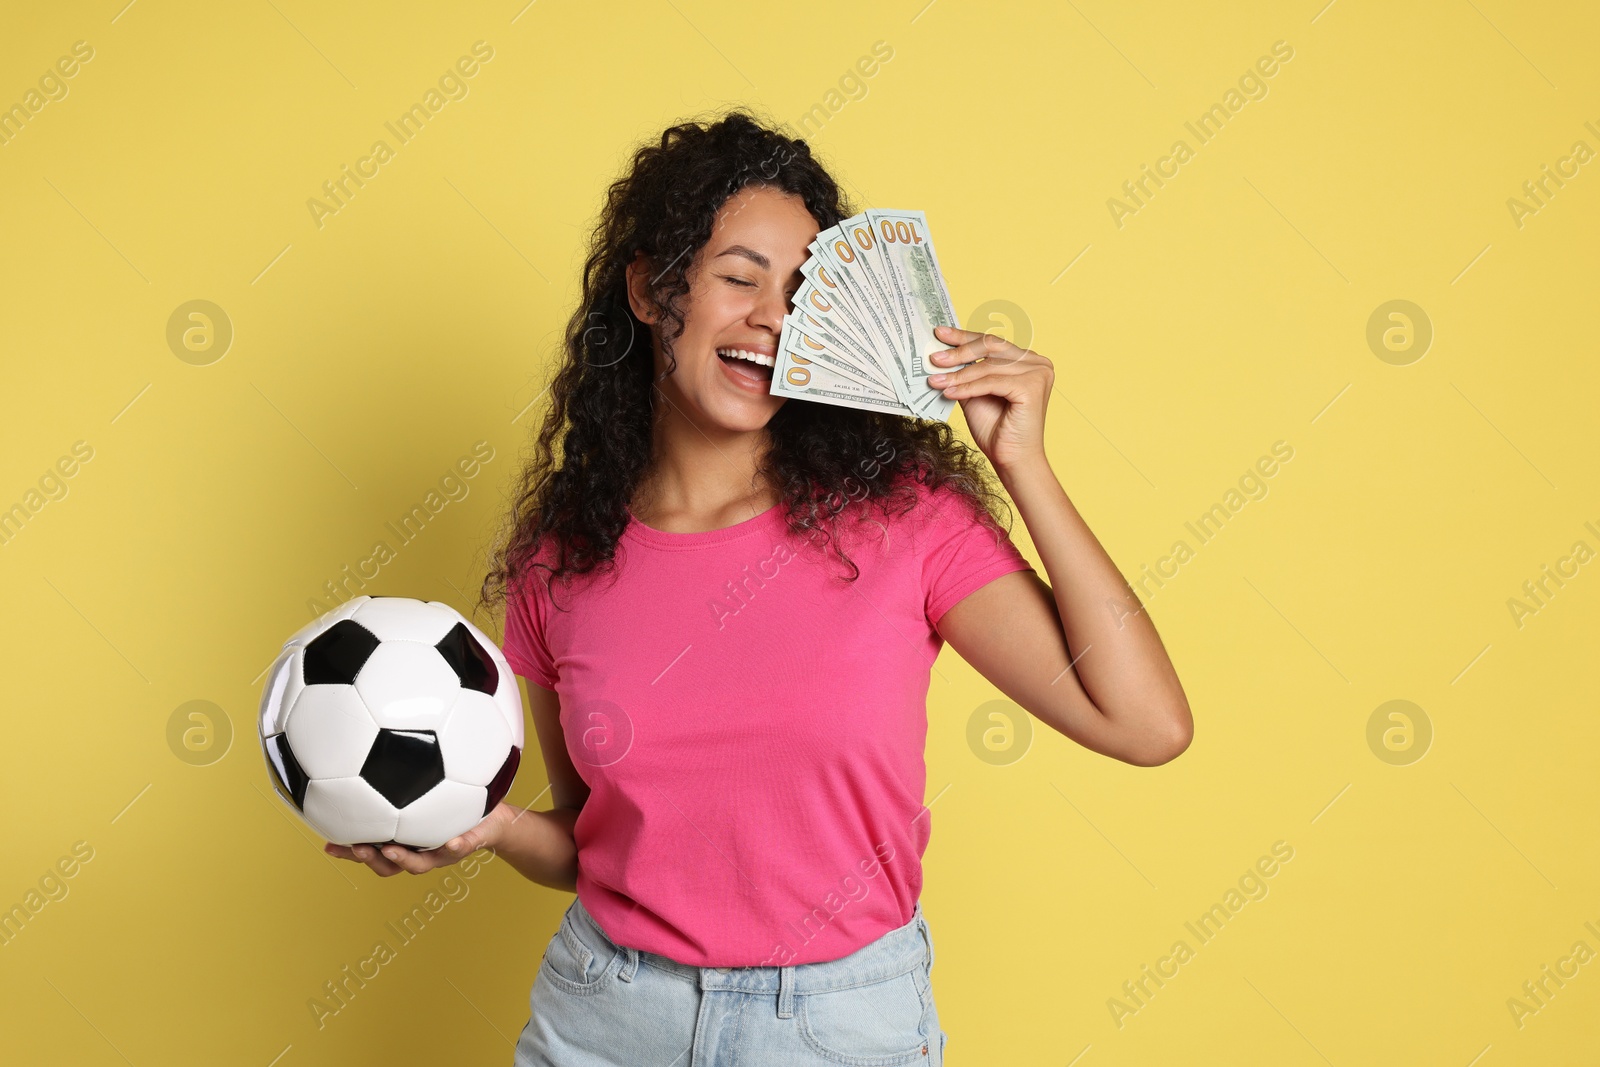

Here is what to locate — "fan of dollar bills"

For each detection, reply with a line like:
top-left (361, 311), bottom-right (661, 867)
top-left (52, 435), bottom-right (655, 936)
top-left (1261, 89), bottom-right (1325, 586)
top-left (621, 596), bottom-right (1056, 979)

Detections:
top-left (771, 209), bottom-right (969, 421)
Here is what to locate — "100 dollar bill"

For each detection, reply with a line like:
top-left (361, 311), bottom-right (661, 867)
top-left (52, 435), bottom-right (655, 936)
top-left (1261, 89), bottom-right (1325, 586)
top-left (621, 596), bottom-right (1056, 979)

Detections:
top-left (770, 208), bottom-right (968, 422)
top-left (868, 209), bottom-right (962, 421)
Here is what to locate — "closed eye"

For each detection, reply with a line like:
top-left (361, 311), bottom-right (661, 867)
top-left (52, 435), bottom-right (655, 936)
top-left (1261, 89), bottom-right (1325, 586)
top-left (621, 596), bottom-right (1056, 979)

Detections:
top-left (721, 275), bottom-right (757, 288)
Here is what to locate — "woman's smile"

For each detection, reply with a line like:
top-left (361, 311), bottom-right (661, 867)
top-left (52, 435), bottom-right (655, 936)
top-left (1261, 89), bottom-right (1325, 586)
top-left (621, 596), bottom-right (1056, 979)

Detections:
top-left (715, 343), bottom-right (777, 389)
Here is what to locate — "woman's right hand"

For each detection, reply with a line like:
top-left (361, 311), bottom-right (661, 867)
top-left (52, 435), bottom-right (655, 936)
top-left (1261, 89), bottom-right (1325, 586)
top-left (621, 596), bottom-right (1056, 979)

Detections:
top-left (324, 802), bottom-right (517, 877)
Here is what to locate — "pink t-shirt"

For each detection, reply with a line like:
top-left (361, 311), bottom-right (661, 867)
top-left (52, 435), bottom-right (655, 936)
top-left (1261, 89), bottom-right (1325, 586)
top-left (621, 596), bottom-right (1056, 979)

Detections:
top-left (500, 477), bottom-right (1034, 967)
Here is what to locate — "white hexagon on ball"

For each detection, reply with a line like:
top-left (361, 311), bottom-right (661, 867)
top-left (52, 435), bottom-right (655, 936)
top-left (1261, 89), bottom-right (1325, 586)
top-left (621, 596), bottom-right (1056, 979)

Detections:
top-left (304, 776), bottom-right (399, 845)
top-left (438, 690), bottom-right (514, 786)
top-left (394, 779), bottom-right (490, 849)
top-left (351, 596), bottom-right (460, 644)
top-left (355, 641), bottom-right (461, 731)
top-left (284, 685), bottom-right (380, 779)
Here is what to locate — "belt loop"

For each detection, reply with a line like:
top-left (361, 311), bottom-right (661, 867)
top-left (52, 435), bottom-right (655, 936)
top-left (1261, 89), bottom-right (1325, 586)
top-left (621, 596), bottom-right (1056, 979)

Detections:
top-left (619, 946), bottom-right (639, 983)
top-left (918, 914), bottom-right (934, 971)
top-left (777, 965), bottom-right (796, 1018)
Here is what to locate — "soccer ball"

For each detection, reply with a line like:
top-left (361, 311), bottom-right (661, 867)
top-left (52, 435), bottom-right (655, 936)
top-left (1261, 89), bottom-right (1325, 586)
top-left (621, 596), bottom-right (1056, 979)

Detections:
top-left (258, 596), bottom-right (524, 851)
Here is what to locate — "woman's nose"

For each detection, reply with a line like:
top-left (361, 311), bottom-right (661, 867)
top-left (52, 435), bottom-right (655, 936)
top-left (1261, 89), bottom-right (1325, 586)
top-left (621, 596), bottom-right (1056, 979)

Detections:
top-left (753, 283), bottom-right (788, 329)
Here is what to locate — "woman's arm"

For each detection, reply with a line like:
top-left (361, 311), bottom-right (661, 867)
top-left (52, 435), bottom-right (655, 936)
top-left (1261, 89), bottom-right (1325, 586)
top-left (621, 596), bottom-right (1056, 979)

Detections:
top-left (488, 804), bottom-right (582, 892)
top-left (938, 457), bottom-right (1192, 766)
top-left (492, 678), bottom-right (587, 891)
top-left (924, 325), bottom-right (1193, 767)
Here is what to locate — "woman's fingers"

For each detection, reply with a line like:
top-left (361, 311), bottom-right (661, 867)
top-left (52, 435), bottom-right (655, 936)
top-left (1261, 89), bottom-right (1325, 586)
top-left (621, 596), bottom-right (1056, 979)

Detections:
top-left (933, 369), bottom-right (1017, 400)
top-left (932, 324), bottom-right (988, 347)
top-left (324, 838), bottom-right (463, 876)
top-left (357, 845), bottom-right (406, 875)
top-left (376, 844), bottom-right (441, 875)
top-left (931, 324), bottom-right (1027, 367)
top-left (929, 346), bottom-right (1043, 389)
top-left (327, 841), bottom-right (406, 876)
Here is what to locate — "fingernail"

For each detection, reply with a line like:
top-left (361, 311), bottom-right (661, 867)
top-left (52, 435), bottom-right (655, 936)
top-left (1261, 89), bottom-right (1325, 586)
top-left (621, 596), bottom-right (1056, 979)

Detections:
top-left (384, 848), bottom-right (398, 860)
top-left (928, 374), bottom-right (946, 385)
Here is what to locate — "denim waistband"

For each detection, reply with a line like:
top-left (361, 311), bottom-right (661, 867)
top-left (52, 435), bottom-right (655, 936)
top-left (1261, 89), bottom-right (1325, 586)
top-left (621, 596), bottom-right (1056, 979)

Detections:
top-left (565, 894), bottom-right (932, 997)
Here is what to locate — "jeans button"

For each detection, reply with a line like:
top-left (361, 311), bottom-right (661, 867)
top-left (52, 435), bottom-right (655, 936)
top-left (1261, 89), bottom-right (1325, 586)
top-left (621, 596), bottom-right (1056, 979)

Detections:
top-left (713, 966), bottom-right (730, 974)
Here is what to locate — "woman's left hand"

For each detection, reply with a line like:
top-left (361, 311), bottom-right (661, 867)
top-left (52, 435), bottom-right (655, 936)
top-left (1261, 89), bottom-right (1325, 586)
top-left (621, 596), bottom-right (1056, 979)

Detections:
top-left (925, 324), bottom-right (1053, 473)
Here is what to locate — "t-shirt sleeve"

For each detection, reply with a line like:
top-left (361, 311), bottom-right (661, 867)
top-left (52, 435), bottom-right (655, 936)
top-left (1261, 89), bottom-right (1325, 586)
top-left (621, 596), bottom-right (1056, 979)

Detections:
top-left (501, 566), bottom-right (559, 690)
top-left (919, 483), bottom-right (1037, 627)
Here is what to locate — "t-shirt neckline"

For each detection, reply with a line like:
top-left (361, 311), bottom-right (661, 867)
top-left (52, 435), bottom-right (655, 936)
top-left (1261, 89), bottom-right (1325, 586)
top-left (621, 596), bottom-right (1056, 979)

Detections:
top-left (623, 500), bottom-right (788, 549)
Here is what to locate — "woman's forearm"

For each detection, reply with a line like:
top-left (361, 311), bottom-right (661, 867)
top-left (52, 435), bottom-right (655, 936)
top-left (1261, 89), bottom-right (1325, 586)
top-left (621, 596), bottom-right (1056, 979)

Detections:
top-left (997, 454), bottom-right (1193, 754)
top-left (494, 805), bottom-right (581, 893)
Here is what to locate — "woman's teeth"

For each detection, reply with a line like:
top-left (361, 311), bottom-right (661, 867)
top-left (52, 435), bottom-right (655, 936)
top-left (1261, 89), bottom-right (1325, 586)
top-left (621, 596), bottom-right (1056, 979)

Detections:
top-left (716, 348), bottom-right (775, 385)
top-left (716, 348), bottom-right (775, 367)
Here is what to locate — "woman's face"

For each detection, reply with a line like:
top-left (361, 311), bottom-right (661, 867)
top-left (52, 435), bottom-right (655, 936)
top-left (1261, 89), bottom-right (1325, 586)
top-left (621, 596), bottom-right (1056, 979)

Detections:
top-left (630, 185), bottom-right (819, 433)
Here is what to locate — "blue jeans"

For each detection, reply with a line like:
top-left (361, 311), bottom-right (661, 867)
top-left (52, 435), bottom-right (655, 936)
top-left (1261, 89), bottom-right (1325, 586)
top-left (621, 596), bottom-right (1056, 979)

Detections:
top-left (514, 895), bottom-right (947, 1065)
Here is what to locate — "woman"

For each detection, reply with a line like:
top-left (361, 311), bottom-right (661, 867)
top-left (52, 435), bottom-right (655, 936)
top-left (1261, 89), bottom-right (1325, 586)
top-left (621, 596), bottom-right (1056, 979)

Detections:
top-left (327, 109), bottom-right (1192, 1064)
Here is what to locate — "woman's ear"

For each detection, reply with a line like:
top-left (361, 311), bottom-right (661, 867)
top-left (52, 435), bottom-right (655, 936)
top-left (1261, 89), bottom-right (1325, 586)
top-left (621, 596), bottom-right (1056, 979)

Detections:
top-left (625, 251), bottom-right (659, 324)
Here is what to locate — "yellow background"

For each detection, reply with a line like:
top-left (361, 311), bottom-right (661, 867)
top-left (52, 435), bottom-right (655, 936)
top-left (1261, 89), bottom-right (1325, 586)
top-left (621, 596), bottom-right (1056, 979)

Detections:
top-left (2, 1), bottom-right (1596, 1063)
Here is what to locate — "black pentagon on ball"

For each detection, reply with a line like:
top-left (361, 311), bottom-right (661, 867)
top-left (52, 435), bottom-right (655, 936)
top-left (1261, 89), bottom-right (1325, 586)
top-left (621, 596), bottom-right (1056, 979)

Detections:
top-left (360, 728), bottom-right (445, 809)
top-left (303, 619), bottom-right (381, 685)
top-left (435, 621), bottom-right (498, 695)
top-left (483, 746), bottom-right (521, 816)
top-left (264, 734), bottom-right (309, 809)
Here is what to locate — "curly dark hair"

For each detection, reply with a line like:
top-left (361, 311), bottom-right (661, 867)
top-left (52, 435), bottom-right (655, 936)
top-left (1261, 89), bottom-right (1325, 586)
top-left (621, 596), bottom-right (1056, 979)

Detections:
top-left (476, 106), bottom-right (1014, 615)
